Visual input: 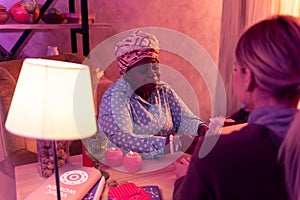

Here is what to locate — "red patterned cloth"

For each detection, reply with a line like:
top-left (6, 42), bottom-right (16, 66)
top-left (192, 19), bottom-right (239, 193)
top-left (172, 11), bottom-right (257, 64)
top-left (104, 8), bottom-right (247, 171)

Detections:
top-left (114, 30), bottom-right (160, 75)
top-left (108, 182), bottom-right (151, 200)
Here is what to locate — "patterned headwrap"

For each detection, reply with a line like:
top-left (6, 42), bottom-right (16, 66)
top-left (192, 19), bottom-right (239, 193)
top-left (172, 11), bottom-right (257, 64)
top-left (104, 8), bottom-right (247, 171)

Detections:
top-left (115, 30), bottom-right (160, 75)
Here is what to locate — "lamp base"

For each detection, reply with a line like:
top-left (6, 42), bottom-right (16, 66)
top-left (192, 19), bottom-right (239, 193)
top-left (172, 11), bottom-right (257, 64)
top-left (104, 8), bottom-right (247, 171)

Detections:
top-left (37, 140), bottom-right (69, 178)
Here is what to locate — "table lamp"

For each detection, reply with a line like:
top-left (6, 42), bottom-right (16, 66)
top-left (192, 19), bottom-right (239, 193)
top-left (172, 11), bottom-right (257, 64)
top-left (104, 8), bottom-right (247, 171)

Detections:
top-left (5, 58), bottom-right (97, 200)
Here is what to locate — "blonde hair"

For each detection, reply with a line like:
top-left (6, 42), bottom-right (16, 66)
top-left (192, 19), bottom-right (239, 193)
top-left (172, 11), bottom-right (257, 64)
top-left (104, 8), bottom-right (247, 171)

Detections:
top-left (278, 111), bottom-right (300, 200)
top-left (236, 15), bottom-right (300, 200)
top-left (235, 15), bottom-right (300, 100)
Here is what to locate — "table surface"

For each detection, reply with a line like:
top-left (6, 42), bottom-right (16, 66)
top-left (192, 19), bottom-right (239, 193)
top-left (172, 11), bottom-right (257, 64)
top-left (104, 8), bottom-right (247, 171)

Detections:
top-left (15, 124), bottom-right (246, 200)
top-left (15, 154), bottom-right (180, 200)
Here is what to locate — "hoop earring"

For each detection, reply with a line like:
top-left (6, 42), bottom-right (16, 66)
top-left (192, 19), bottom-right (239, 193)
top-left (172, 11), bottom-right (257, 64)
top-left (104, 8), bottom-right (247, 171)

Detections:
top-left (242, 90), bottom-right (252, 110)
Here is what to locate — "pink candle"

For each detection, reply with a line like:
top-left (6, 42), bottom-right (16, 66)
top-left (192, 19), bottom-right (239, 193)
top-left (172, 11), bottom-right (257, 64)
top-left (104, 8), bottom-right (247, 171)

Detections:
top-left (104, 147), bottom-right (124, 167)
top-left (123, 151), bottom-right (143, 173)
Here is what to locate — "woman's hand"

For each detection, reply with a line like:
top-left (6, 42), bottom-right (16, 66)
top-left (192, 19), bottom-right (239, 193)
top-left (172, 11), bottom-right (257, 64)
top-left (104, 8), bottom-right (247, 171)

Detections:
top-left (174, 156), bottom-right (191, 179)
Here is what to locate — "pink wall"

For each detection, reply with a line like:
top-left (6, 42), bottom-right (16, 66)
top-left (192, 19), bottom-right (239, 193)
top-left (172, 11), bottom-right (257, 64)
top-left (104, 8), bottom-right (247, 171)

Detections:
top-left (1, 0), bottom-right (223, 122)
top-left (91, 0), bottom-right (223, 122)
top-left (88, 0), bottom-right (222, 63)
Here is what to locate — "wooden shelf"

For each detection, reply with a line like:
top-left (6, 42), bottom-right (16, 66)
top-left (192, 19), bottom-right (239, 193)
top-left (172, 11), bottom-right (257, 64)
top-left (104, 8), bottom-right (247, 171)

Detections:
top-left (0, 23), bottom-right (112, 30)
top-left (0, 0), bottom-right (108, 57)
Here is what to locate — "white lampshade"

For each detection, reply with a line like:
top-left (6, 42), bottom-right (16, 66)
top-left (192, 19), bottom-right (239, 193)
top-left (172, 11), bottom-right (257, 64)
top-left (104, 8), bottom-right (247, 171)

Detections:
top-left (5, 58), bottom-right (97, 140)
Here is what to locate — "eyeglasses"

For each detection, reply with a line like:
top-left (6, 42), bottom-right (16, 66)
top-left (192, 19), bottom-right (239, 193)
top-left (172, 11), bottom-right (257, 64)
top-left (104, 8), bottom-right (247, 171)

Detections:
top-left (138, 63), bottom-right (159, 75)
top-left (126, 59), bottom-right (160, 75)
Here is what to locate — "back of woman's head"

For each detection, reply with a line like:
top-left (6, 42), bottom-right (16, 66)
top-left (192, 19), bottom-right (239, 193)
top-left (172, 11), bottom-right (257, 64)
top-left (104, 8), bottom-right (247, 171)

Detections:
top-left (235, 15), bottom-right (300, 100)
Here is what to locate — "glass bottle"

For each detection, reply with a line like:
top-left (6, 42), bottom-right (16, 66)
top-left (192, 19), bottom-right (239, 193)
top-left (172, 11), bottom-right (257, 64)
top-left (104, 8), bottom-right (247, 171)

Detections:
top-left (36, 140), bottom-right (69, 178)
top-left (82, 130), bottom-right (110, 179)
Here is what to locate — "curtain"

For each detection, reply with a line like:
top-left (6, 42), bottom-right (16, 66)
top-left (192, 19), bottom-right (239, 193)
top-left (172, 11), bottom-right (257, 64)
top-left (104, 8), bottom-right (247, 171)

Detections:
top-left (278, 0), bottom-right (300, 16)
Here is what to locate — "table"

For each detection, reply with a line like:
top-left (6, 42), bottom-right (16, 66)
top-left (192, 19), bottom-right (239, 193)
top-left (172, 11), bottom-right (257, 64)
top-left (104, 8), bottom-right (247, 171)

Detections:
top-left (15, 154), bottom-right (179, 200)
top-left (15, 124), bottom-right (246, 200)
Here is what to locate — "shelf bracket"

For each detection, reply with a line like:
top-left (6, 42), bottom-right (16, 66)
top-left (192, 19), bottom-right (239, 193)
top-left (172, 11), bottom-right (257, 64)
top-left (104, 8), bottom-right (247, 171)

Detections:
top-left (69, 0), bottom-right (90, 57)
top-left (81, 0), bottom-right (90, 57)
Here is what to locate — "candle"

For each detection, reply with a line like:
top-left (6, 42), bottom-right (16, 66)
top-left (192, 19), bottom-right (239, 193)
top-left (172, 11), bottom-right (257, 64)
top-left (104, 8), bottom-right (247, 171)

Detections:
top-left (104, 147), bottom-right (124, 167)
top-left (123, 151), bottom-right (143, 173)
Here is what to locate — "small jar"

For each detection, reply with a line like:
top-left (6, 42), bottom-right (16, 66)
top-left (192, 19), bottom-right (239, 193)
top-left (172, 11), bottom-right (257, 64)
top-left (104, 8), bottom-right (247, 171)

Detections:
top-left (36, 140), bottom-right (69, 178)
top-left (0, 5), bottom-right (9, 24)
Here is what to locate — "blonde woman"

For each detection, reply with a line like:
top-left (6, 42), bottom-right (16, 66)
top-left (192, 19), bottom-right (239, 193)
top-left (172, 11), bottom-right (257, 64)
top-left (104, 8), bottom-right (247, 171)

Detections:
top-left (173, 15), bottom-right (300, 200)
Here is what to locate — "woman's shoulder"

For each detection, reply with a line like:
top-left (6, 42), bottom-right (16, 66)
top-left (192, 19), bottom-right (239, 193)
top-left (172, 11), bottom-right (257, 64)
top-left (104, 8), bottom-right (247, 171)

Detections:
top-left (187, 124), bottom-right (288, 200)
top-left (103, 77), bottom-right (132, 97)
top-left (217, 124), bottom-right (282, 150)
top-left (221, 124), bottom-right (270, 142)
top-left (194, 124), bottom-right (281, 163)
top-left (222, 124), bottom-right (282, 147)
